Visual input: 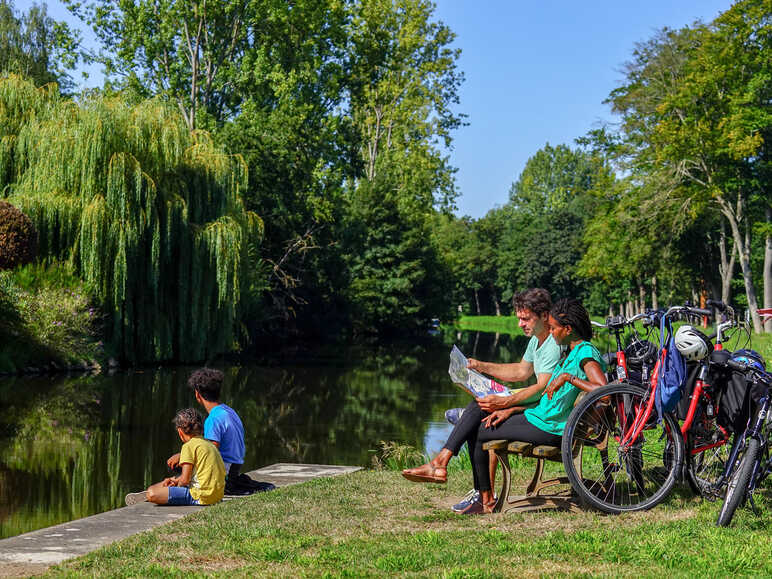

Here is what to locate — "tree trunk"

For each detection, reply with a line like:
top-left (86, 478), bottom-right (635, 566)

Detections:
top-left (491, 283), bottom-right (501, 316)
top-left (717, 192), bottom-right (763, 332)
top-left (651, 275), bottom-right (658, 310)
top-left (638, 282), bottom-right (646, 313)
top-left (718, 219), bottom-right (736, 305)
top-left (764, 206), bottom-right (772, 333)
top-left (474, 288), bottom-right (481, 316)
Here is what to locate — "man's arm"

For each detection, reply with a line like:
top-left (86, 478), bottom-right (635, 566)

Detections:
top-left (477, 371), bottom-right (551, 412)
top-left (467, 358), bottom-right (534, 383)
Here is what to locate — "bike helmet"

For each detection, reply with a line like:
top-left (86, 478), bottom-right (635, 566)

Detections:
top-left (674, 325), bottom-right (712, 362)
top-left (731, 348), bottom-right (766, 372)
top-left (624, 339), bottom-right (658, 367)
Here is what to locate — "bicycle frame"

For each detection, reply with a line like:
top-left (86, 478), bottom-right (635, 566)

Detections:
top-left (618, 305), bottom-right (727, 453)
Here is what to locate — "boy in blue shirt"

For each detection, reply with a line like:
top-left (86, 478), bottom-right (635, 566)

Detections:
top-left (167, 368), bottom-right (245, 479)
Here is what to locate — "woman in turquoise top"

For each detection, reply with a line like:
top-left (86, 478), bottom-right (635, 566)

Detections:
top-left (402, 298), bottom-right (607, 514)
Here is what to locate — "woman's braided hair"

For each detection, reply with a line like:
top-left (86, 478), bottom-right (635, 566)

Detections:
top-left (173, 408), bottom-right (204, 436)
top-left (550, 298), bottom-right (593, 341)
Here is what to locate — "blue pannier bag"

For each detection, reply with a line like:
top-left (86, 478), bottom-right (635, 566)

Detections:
top-left (655, 317), bottom-right (686, 419)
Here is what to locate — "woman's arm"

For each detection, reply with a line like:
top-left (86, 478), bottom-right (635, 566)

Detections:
top-left (545, 360), bottom-right (607, 399)
top-left (568, 360), bottom-right (607, 393)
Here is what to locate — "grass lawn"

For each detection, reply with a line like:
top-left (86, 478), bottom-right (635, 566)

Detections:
top-left (50, 464), bottom-right (772, 577)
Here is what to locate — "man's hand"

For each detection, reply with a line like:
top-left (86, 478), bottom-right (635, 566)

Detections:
top-left (167, 453), bottom-right (181, 469)
top-left (481, 408), bottom-right (516, 428)
top-left (545, 373), bottom-right (572, 400)
top-left (467, 358), bottom-right (484, 371)
top-left (477, 394), bottom-right (511, 413)
top-left (162, 477), bottom-right (178, 487)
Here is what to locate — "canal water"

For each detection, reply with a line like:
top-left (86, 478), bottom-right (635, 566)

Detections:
top-left (0, 329), bottom-right (529, 539)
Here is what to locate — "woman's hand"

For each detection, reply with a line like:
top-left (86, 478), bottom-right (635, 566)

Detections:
top-left (545, 373), bottom-right (573, 400)
top-left (477, 394), bottom-right (513, 412)
top-left (481, 407), bottom-right (517, 428)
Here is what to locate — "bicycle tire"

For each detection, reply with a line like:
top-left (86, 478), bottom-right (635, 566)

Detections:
top-left (716, 437), bottom-right (759, 527)
top-left (562, 382), bottom-right (684, 513)
top-left (685, 416), bottom-right (732, 500)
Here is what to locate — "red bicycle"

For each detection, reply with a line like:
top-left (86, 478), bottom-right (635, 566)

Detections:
top-left (561, 303), bottom-right (745, 512)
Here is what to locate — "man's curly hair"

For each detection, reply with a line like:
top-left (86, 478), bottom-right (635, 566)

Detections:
top-left (513, 288), bottom-right (552, 316)
top-left (187, 367), bottom-right (223, 402)
top-left (173, 408), bottom-right (204, 436)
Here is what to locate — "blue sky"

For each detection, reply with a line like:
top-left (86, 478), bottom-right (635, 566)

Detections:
top-left (47, 0), bottom-right (733, 218)
top-left (433, 0), bottom-right (733, 218)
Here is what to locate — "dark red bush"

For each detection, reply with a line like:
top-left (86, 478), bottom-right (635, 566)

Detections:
top-left (0, 201), bottom-right (38, 270)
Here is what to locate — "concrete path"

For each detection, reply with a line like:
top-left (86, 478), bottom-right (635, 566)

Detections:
top-left (0, 463), bottom-right (361, 577)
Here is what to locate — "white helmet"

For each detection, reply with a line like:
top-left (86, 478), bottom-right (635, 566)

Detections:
top-left (674, 325), bottom-right (711, 362)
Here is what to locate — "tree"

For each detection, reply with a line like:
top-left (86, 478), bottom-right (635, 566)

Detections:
top-left (343, 0), bottom-right (464, 332)
top-left (0, 0), bottom-right (80, 91)
top-left (0, 75), bottom-right (261, 363)
top-left (498, 143), bottom-right (610, 311)
top-left (608, 1), bottom-right (771, 331)
top-left (67, 0), bottom-right (255, 130)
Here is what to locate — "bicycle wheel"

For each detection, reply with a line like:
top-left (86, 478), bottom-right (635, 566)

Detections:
top-left (685, 414), bottom-right (732, 500)
top-left (562, 382), bottom-right (684, 513)
top-left (716, 437), bottom-right (759, 527)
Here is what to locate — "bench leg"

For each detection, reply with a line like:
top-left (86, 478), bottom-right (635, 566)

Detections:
top-left (491, 449), bottom-right (511, 514)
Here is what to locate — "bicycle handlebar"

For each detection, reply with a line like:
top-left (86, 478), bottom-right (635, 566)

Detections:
top-left (725, 360), bottom-right (772, 387)
top-left (706, 299), bottom-right (727, 312)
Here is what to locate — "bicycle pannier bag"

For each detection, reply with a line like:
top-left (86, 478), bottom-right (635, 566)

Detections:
top-left (656, 318), bottom-right (686, 418)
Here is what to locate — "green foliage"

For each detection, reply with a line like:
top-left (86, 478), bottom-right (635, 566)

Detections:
top-left (0, 200), bottom-right (37, 269)
top-left (0, 75), bottom-right (262, 363)
top-left (371, 440), bottom-right (425, 470)
top-left (0, 0), bottom-right (80, 91)
top-left (0, 266), bottom-right (102, 372)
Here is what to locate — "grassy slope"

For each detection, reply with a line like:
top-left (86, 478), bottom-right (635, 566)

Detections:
top-left (0, 266), bottom-right (104, 372)
top-left (51, 467), bottom-right (771, 577)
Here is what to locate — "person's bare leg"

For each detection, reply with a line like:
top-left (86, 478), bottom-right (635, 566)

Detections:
top-left (479, 489), bottom-right (496, 513)
top-left (488, 450), bottom-right (497, 493)
top-left (402, 448), bottom-right (452, 483)
top-left (146, 481), bottom-right (171, 505)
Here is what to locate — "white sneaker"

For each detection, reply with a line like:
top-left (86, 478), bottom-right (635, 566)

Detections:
top-left (125, 491), bottom-right (148, 506)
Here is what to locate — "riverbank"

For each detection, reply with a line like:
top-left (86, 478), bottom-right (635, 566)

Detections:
top-left (0, 463), bottom-right (361, 578)
top-left (0, 266), bottom-right (105, 375)
top-left (38, 464), bottom-right (772, 576)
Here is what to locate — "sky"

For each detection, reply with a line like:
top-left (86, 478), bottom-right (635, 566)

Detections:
top-left (45, 0), bottom-right (734, 219)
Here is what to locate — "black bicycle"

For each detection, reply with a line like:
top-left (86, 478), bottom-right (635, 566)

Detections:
top-left (716, 363), bottom-right (772, 526)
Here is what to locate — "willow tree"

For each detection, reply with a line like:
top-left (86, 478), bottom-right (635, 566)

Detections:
top-left (0, 75), bottom-right (262, 363)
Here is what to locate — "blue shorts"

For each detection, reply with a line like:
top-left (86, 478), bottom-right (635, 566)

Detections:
top-left (167, 486), bottom-right (201, 506)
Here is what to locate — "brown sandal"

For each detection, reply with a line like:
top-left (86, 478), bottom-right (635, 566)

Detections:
top-left (401, 463), bottom-right (447, 484)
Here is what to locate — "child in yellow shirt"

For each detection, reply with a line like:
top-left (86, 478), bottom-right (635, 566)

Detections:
top-left (125, 408), bottom-right (225, 506)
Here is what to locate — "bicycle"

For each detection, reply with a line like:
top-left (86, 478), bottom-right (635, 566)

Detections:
top-left (592, 312), bottom-right (659, 387)
top-left (560, 303), bottom-right (742, 513)
top-left (716, 362), bottom-right (772, 526)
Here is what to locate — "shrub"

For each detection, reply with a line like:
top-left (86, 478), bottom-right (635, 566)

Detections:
top-left (0, 201), bottom-right (38, 270)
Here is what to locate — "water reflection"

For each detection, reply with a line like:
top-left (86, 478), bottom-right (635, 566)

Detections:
top-left (0, 328), bottom-right (528, 538)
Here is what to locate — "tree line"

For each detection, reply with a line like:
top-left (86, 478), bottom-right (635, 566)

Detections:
top-left (0, 0), bottom-right (769, 365)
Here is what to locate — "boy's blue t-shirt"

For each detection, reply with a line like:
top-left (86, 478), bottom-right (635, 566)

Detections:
top-left (204, 404), bottom-right (245, 466)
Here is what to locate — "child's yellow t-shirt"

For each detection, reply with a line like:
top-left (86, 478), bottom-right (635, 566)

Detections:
top-left (179, 436), bottom-right (226, 505)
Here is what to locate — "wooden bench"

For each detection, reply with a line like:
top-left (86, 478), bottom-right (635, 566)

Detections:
top-left (482, 438), bottom-right (584, 513)
top-left (481, 392), bottom-right (599, 514)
